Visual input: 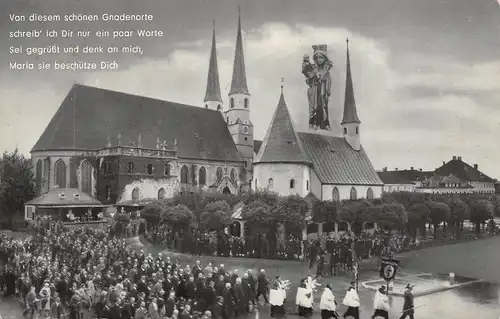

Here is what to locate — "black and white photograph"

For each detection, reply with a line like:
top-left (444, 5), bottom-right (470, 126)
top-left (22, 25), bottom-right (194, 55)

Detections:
top-left (1, 0), bottom-right (499, 318)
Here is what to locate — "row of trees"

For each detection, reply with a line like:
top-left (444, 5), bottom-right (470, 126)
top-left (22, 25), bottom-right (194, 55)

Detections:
top-left (139, 189), bottom-right (500, 243)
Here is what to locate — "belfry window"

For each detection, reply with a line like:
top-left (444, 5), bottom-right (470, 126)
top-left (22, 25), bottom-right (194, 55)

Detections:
top-left (230, 98), bottom-right (235, 109)
top-left (344, 127), bottom-right (347, 134)
top-left (244, 98), bottom-right (249, 108)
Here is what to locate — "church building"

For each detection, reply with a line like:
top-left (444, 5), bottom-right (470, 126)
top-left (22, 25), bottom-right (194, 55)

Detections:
top-left (30, 10), bottom-right (257, 206)
top-left (253, 40), bottom-right (383, 201)
top-left (30, 10), bottom-right (382, 207)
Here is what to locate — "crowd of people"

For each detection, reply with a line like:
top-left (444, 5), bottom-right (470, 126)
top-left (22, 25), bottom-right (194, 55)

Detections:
top-left (0, 220), bottom-right (418, 319)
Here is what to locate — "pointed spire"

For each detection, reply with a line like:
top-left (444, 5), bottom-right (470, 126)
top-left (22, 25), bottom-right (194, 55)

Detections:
top-left (229, 6), bottom-right (250, 95)
top-left (341, 38), bottom-right (361, 125)
top-left (255, 90), bottom-right (310, 164)
top-left (204, 19), bottom-right (223, 102)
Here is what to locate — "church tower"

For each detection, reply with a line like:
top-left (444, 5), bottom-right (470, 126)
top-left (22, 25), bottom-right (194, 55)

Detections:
top-left (341, 39), bottom-right (361, 151)
top-left (203, 20), bottom-right (223, 112)
top-left (226, 7), bottom-right (254, 177)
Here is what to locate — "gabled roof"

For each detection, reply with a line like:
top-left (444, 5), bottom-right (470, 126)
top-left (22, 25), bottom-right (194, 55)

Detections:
top-left (435, 158), bottom-right (495, 183)
top-left (254, 93), bottom-right (310, 165)
top-left (377, 171), bottom-right (416, 185)
top-left (229, 7), bottom-right (249, 95)
top-left (253, 140), bottom-right (262, 154)
top-left (31, 84), bottom-right (244, 162)
top-left (341, 39), bottom-right (360, 125)
top-left (298, 133), bottom-right (383, 185)
top-left (420, 174), bottom-right (472, 189)
top-left (204, 20), bottom-right (223, 103)
top-left (25, 188), bottom-right (103, 206)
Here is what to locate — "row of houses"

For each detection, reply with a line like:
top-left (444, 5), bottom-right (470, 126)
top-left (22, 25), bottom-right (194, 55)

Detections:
top-left (378, 156), bottom-right (497, 195)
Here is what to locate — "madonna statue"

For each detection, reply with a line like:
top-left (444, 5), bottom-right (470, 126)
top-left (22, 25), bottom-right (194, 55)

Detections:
top-left (302, 44), bottom-right (333, 131)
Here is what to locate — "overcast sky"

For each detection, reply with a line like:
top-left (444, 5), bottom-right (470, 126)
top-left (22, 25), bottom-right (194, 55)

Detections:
top-left (1, 0), bottom-right (499, 178)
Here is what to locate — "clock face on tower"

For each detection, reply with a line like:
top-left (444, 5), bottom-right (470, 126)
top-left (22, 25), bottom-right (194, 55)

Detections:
top-left (242, 125), bottom-right (249, 135)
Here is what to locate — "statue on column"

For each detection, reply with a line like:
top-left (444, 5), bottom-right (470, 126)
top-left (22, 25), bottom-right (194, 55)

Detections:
top-left (302, 44), bottom-right (333, 131)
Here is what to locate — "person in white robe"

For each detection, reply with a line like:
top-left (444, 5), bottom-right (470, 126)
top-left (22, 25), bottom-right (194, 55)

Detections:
top-left (320, 284), bottom-right (338, 319)
top-left (343, 281), bottom-right (360, 319)
top-left (270, 276), bottom-right (285, 318)
top-left (296, 278), bottom-right (313, 317)
top-left (371, 286), bottom-right (390, 319)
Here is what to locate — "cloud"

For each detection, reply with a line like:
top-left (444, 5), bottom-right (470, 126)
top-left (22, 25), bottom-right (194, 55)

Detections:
top-left (1, 22), bottom-right (500, 178)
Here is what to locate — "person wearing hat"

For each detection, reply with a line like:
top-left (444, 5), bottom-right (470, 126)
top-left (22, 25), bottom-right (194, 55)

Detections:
top-left (371, 285), bottom-right (390, 319)
top-left (342, 281), bottom-right (360, 319)
top-left (399, 283), bottom-right (415, 319)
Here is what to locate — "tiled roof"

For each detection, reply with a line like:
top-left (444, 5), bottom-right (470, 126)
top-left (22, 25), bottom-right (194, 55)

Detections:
top-left (254, 93), bottom-right (310, 165)
top-left (378, 169), bottom-right (433, 183)
top-left (298, 133), bottom-right (383, 185)
top-left (377, 171), bottom-right (416, 185)
top-left (253, 140), bottom-right (262, 154)
top-left (229, 9), bottom-right (249, 95)
top-left (25, 188), bottom-right (102, 206)
top-left (434, 158), bottom-right (495, 183)
top-left (31, 84), bottom-right (244, 162)
top-left (204, 21), bottom-right (222, 102)
top-left (420, 174), bottom-right (472, 189)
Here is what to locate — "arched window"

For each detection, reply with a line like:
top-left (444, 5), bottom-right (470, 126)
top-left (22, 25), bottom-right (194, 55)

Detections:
top-left (43, 158), bottom-right (50, 192)
top-left (268, 178), bottom-right (274, 191)
top-left (230, 98), bottom-right (235, 109)
top-left (158, 188), bottom-right (166, 199)
top-left (290, 179), bottom-right (295, 189)
top-left (255, 178), bottom-right (258, 189)
top-left (132, 187), bottom-right (140, 200)
top-left (35, 160), bottom-right (42, 194)
top-left (343, 127), bottom-right (347, 134)
top-left (244, 98), bottom-right (249, 108)
top-left (147, 164), bottom-right (154, 175)
top-left (367, 187), bottom-right (374, 200)
top-left (306, 180), bottom-right (309, 191)
top-left (199, 167), bottom-right (207, 186)
top-left (216, 167), bottom-right (223, 183)
top-left (205, 104), bottom-right (208, 108)
top-left (230, 168), bottom-right (236, 184)
top-left (80, 160), bottom-right (92, 195)
top-left (180, 166), bottom-right (189, 184)
top-left (350, 187), bottom-right (357, 200)
top-left (106, 186), bottom-right (111, 200)
top-left (54, 159), bottom-right (66, 188)
top-left (164, 164), bottom-right (170, 176)
top-left (356, 126), bottom-right (359, 134)
top-left (332, 187), bottom-right (340, 202)
top-left (128, 162), bottom-right (134, 174)
top-left (217, 104), bottom-right (222, 111)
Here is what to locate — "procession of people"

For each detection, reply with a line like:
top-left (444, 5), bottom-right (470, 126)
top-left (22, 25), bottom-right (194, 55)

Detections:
top-left (0, 220), bottom-right (416, 319)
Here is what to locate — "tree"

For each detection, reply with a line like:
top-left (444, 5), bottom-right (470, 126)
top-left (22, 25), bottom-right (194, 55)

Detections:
top-left (339, 200), bottom-right (373, 234)
top-left (200, 200), bottom-right (233, 255)
top-left (407, 203), bottom-right (430, 239)
top-left (272, 195), bottom-right (309, 235)
top-left (161, 204), bottom-right (194, 227)
top-left (141, 202), bottom-right (163, 242)
top-left (312, 200), bottom-right (337, 224)
top-left (369, 203), bottom-right (408, 233)
top-left (447, 197), bottom-right (469, 239)
top-left (469, 199), bottom-right (493, 235)
top-left (428, 201), bottom-right (451, 239)
top-left (200, 200), bottom-right (232, 230)
top-left (0, 149), bottom-right (35, 226)
top-left (241, 200), bottom-right (272, 228)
